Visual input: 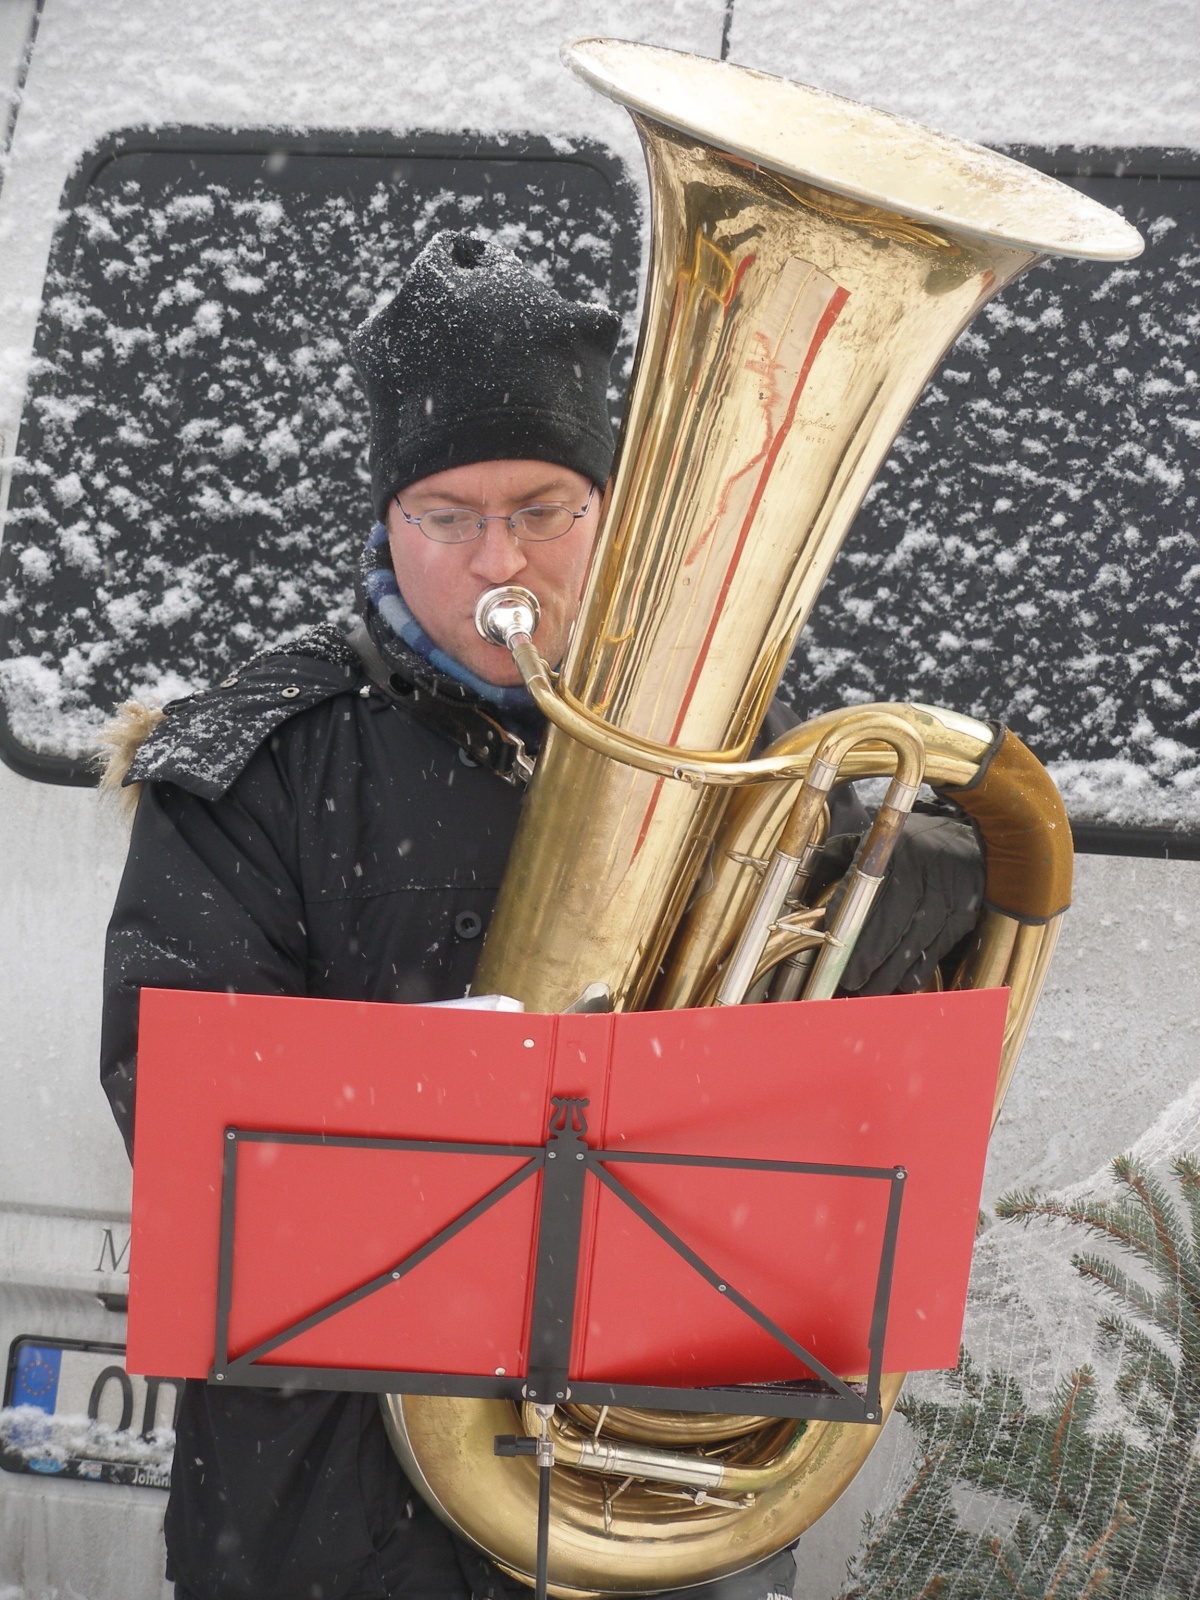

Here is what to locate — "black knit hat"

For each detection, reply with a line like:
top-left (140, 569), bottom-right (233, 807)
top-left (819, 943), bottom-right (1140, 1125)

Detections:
top-left (350, 231), bottom-right (621, 519)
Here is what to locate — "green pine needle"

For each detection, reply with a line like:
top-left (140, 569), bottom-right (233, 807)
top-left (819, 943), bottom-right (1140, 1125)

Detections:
top-left (836, 1150), bottom-right (1200, 1600)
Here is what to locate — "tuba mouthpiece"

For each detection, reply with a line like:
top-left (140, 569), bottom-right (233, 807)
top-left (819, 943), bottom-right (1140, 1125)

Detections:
top-left (474, 585), bottom-right (541, 648)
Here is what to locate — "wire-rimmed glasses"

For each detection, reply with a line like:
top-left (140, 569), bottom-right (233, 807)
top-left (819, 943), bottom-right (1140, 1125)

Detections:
top-left (394, 484), bottom-right (596, 545)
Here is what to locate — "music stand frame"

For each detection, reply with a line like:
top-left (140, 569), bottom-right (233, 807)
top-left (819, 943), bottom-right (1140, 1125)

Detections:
top-left (209, 1096), bottom-right (905, 1426)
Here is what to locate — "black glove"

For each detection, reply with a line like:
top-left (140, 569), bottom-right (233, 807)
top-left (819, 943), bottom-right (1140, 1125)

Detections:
top-left (808, 812), bottom-right (985, 996)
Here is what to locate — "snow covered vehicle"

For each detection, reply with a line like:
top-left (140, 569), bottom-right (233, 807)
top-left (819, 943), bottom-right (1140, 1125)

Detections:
top-left (0, 3), bottom-right (1196, 1596)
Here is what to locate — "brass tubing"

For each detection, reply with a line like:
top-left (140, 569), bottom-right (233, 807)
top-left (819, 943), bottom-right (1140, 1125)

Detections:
top-left (765, 941), bottom-right (821, 1005)
top-left (715, 714), bottom-right (924, 1007)
top-left (655, 704), bottom-right (989, 1011)
top-left (560, 1438), bottom-right (726, 1494)
top-left (692, 911), bottom-right (826, 1011)
top-left (649, 779), bottom-right (810, 1013)
top-left (753, 918), bottom-right (827, 992)
top-left (525, 1407), bottom-right (815, 1498)
top-left (953, 908), bottom-right (1019, 994)
top-left (509, 633), bottom-right (940, 794)
top-left (386, 1377), bottom-right (905, 1596)
top-left (994, 917), bottom-right (1063, 1116)
top-left (801, 724), bottom-right (924, 1000)
top-left (714, 850), bottom-right (808, 1007)
top-left (563, 1406), bottom-right (770, 1445)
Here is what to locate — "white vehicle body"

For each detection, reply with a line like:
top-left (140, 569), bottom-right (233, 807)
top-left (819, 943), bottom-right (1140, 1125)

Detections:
top-left (0, 3), bottom-right (1197, 1596)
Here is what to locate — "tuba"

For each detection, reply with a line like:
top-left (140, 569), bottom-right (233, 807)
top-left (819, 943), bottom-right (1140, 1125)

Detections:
top-left (383, 39), bottom-right (1142, 1595)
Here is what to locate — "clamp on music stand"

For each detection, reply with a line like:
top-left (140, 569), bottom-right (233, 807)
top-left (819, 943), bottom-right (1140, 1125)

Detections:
top-left (494, 1405), bottom-right (557, 1599)
top-left (210, 1095), bottom-right (906, 1600)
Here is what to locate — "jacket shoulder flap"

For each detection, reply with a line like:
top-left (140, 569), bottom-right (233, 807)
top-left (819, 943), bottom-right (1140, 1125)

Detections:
top-left (126, 625), bottom-right (364, 801)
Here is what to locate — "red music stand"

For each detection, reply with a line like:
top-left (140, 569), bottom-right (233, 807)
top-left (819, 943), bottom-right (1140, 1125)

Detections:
top-left (129, 985), bottom-right (1007, 1430)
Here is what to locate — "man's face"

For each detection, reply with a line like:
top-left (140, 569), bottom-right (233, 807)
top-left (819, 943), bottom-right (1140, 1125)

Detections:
top-left (385, 459), bottom-right (601, 686)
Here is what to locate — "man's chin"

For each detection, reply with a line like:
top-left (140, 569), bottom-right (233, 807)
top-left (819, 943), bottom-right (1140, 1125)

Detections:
top-left (455, 642), bottom-right (524, 689)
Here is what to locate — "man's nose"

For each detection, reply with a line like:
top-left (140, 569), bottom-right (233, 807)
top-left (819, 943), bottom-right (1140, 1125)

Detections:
top-left (468, 522), bottom-right (528, 584)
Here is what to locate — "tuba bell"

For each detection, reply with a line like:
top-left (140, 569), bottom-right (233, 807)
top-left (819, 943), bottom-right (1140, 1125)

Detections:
top-left (383, 38), bottom-right (1142, 1595)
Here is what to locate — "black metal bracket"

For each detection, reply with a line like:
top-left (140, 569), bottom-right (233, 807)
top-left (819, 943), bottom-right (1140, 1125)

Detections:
top-left (494, 1435), bottom-right (539, 1457)
top-left (210, 1099), bottom-right (905, 1425)
top-left (524, 1097), bottom-right (590, 1405)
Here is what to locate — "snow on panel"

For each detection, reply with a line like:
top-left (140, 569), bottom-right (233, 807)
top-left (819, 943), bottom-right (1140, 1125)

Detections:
top-left (785, 171), bottom-right (1199, 834)
top-left (0, 141), bottom-right (639, 763)
top-left (2, 151), bottom-right (1197, 834)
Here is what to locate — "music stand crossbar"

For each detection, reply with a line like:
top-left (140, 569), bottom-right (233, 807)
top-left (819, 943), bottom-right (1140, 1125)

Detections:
top-left (210, 1097), bottom-right (906, 1427)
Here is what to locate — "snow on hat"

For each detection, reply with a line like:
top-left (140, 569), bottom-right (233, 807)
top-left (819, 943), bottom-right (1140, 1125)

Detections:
top-left (350, 231), bottom-right (621, 519)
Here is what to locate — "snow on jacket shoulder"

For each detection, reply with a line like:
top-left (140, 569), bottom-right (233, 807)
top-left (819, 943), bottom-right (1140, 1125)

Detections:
top-left (124, 624), bottom-right (364, 800)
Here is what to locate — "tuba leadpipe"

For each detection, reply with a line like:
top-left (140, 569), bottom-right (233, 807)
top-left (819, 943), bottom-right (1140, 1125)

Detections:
top-left (384, 38), bottom-right (1141, 1596)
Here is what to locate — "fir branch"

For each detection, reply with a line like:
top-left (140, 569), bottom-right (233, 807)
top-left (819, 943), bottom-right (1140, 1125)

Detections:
top-left (1102, 1317), bottom-right (1180, 1417)
top-left (837, 1149), bottom-right (1200, 1600)
top-left (1076, 1568), bottom-right (1111, 1600)
top-left (996, 1186), bottom-right (1153, 1259)
top-left (1049, 1369), bottom-right (1094, 1498)
top-left (957, 1346), bottom-right (985, 1402)
top-left (990, 1535), bottom-right (1043, 1599)
top-left (913, 1578), bottom-right (947, 1599)
top-left (1113, 1156), bottom-right (1193, 1290)
top-left (998, 1178), bottom-right (1189, 1286)
top-left (1079, 1502), bottom-right (1134, 1569)
top-left (1172, 1153), bottom-right (1200, 1261)
top-left (1071, 1250), bottom-right (1181, 1341)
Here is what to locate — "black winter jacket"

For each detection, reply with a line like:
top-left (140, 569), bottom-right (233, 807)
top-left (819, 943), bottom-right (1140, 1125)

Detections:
top-left (101, 629), bottom-right (826, 1600)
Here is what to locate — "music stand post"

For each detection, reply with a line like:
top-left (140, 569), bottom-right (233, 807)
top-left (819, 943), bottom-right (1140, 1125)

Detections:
top-left (210, 1097), bottom-right (906, 1599)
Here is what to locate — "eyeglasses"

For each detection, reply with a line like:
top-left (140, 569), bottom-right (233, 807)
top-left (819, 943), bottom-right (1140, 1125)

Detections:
top-left (394, 484), bottom-right (596, 545)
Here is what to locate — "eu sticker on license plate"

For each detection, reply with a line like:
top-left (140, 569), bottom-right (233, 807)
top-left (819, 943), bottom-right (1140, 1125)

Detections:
top-left (1, 1336), bottom-right (180, 1489)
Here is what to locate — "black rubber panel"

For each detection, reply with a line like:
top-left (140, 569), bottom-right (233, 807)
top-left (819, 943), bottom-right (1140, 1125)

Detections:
top-left (0, 138), bottom-right (1195, 855)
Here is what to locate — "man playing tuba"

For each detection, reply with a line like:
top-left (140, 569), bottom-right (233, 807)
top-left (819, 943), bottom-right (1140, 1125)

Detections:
top-left (101, 230), bottom-right (982, 1600)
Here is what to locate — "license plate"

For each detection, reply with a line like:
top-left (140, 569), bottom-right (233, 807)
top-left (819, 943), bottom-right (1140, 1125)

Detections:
top-left (1, 1336), bottom-right (180, 1490)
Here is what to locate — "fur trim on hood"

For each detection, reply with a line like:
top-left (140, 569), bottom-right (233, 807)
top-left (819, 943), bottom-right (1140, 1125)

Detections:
top-left (95, 700), bottom-right (163, 820)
